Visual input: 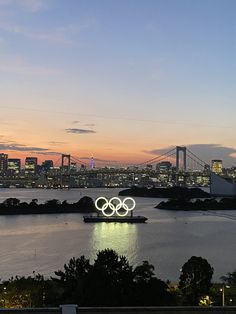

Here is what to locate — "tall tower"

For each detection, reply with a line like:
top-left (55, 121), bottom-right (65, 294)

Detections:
top-left (90, 157), bottom-right (95, 169)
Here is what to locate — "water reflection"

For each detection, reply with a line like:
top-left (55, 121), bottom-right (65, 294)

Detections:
top-left (90, 223), bottom-right (138, 264)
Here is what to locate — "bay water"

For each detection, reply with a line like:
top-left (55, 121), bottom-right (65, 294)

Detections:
top-left (0, 188), bottom-right (235, 282)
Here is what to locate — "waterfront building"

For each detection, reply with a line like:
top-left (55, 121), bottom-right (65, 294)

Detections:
top-left (156, 161), bottom-right (172, 172)
top-left (70, 162), bottom-right (77, 172)
top-left (80, 164), bottom-right (86, 170)
top-left (42, 160), bottom-right (54, 173)
top-left (211, 160), bottom-right (223, 174)
top-left (210, 172), bottom-right (236, 196)
top-left (25, 157), bottom-right (38, 176)
top-left (146, 164), bottom-right (153, 170)
top-left (7, 158), bottom-right (21, 175)
top-left (0, 153), bottom-right (8, 175)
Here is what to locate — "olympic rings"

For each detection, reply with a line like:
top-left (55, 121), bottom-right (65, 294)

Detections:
top-left (95, 197), bottom-right (136, 217)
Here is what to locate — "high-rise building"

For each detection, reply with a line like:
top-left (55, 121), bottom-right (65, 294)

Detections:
top-left (25, 157), bottom-right (38, 175)
top-left (70, 162), bottom-right (77, 172)
top-left (7, 158), bottom-right (21, 175)
top-left (42, 160), bottom-right (54, 173)
top-left (0, 153), bottom-right (8, 175)
top-left (211, 160), bottom-right (223, 174)
top-left (146, 164), bottom-right (153, 170)
top-left (156, 161), bottom-right (172, 172)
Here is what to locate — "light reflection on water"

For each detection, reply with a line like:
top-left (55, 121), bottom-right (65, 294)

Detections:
top-left (90, 223), bottom-right (138, 264)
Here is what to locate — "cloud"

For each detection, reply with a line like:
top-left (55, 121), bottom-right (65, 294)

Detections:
top-left (0, 18), bottom-right (96, 45)
top-left (0, 54), bottom-right (62, 76)
top-left (145, 144), bottom-right (236, 167)
top-left (71, 121), bottom-right (96, 127)
top-left (48, 141), bottom-right (66, 145)
top-left (0, 21), bottom-right (74, 44)
top-left (66, 128), bottom-right (96, 135)
top-left (32, 151), bottom-right (61, 156)
top-left (0, 143), bottom-right (48, 151)
top-left (0, 0), bottom-right (50, 12)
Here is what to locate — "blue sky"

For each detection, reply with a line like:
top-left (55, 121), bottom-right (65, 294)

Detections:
top-left (0, 0), bottom-right (235, 165)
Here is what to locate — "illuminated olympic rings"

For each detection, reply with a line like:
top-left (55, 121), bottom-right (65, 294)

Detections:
top-left (95, 197), bottom-right (136, 217)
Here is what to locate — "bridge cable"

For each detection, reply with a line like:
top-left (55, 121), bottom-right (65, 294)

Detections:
top-left (186, 149), bottom-right (209, 166)
top-left (136, 148), bottom-right (176, 166)
top-left (186, 153), bottom-right (205, 169)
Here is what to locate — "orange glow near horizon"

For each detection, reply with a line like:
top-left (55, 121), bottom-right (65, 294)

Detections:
top-left (3, 150), bottom-right (162, 166)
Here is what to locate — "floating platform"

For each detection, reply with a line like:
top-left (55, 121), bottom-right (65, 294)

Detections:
top-left (83, 215), bottom-right (148, 223)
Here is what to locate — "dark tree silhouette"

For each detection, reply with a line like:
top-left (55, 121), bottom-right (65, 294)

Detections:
top-left (0, 249), bottom-right (177, 307)
top-left (53, 256), bottom-right (91, 304)
top-left (179, 256), bottom-right (214, 305)
top-left (133, 261), bottom-right (155, 283)
top-left (3, 198), bottom-right (20, 207)
top-left (85, 249), bottom-right (134, 306)
top-left (133, 261), bottom-right (173, 306)
top-left (45, 199), bottom-right (61, 206)
top-left (221, 269), bottom-right (236, 286)
top-left (0, 274), bottom-right (46, 308)
top-left (76, 196), bottom-right (96, 212)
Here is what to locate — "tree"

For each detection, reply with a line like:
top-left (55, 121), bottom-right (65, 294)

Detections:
top-left (76, 196), bottom-right (96, 212)
top-left (0, 274), bottom-right (46, 308)
top-left (179, 256), bottom-right (214, 305)
top-left (45, 199), bottom-right (61, 207)
top-left (221, 269), bottom-right (236, 286)
top-left (133, 261), bottom-right (155, 283)
top-left (3, 198), bottom-right (20, 207)
top-left (85, 249), bottom-right (133, 306)
top-left (133, 261), bottom-right (173, 306)
top-left (53, 256), bottom-right (91, 304)
top-left (29, 199), bottom-right (38, 207)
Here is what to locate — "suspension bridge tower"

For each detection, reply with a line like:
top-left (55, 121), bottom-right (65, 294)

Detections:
top-left (176, 146), bottom-right (187, 186)
top-left (176, 146), bottom-right (187, 171)
top-left (61, 154), bottom-right (71, 172)
top-left (60, 154), bottom-right (71, 188)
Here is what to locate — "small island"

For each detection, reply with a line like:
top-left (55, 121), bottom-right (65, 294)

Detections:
top-left (0, 196), bottom-right (96, 215)
top-left (119, 186), bottom-right (210, 198)
top-left (156, 197), bottom-right (236, 211)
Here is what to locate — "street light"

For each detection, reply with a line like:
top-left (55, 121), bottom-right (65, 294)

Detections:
top-left (220, 285), bottom-right (230, 306)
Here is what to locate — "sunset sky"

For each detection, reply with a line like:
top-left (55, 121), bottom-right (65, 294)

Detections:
top-left (0, 0), bottom-right (235, 166)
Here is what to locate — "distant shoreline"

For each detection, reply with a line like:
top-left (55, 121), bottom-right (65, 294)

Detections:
top-left (156, 198), bottom-right (236, 211)
top-left (119, 186), bottom-right (210, 198)
top-left (0, 196), bottom-right (96, 215)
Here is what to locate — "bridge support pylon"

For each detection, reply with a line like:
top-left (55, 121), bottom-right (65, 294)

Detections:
top-left (176, 146), bottom-right (187, 171)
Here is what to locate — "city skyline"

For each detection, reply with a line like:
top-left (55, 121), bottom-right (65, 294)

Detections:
top-left (0, 0), bottom-right (235, 166)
